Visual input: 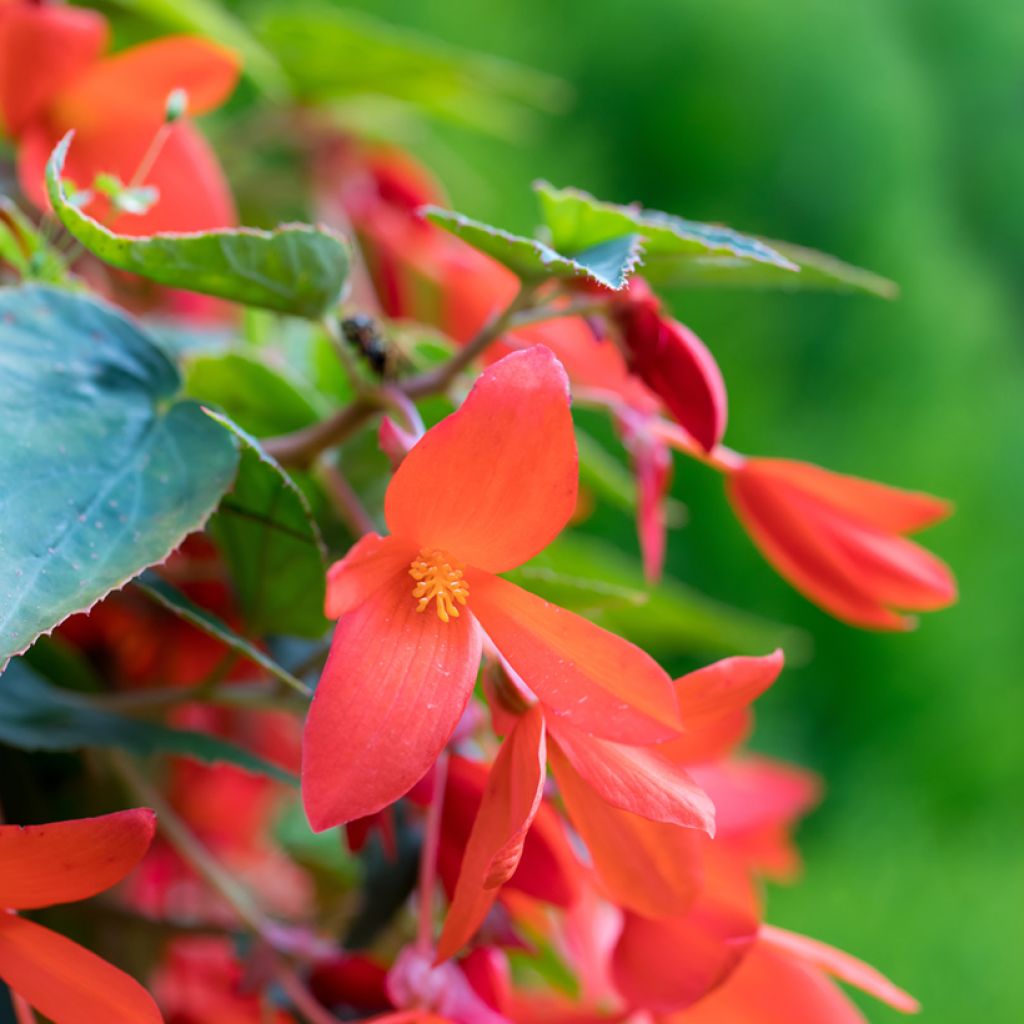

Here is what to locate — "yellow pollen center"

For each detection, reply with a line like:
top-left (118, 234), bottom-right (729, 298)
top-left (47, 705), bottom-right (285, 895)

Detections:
top-left (409, 548), bottom-right (470, 622)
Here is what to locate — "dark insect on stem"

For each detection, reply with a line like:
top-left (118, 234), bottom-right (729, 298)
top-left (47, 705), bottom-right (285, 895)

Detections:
top-left (341, 314), bottom-right (396, 378)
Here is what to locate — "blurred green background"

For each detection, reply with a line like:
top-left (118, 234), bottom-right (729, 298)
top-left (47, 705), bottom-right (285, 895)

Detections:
top-left (327, 0), bottom-right (1023, 1019)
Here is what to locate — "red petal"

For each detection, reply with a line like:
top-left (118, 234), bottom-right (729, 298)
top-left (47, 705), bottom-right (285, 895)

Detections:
top-left (326, 534), bottom-right (418, 618)
top-left (669, 940), bottom-right (869, 1024)
top-left (0, 810), bottom-right (155, 910)
top-left (53, 36), bottom-right (239, 131)
top-left (0, 915), bottom-right (161, 1024)
top-left (548, 719), bottom-right (714, 833)
top-left (0, 3), bottom-right (106, 136)
top-left (436, 706), bottom-right (547, 961)
top-left (610, 854), bottom-right (760, 1012)
top-left (385, 347), bottom-right (578, 573)
top-left (302, 572), bottom-right (482, 830)
top-left (470, 572), bottom-right (680, 744)
top-left (548, 742), bottom-right (702, 918)
top-left (761, 926), bottom-right (920, 1013)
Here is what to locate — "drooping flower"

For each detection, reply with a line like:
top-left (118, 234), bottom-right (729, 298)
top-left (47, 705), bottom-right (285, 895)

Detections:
top-left (724, 455), bottom-right (956, 629)
top-left (303, 346), bottom-right (683, 832)
top-left (0, 0), bottom-right (238, 234)
top-left (0, 809), bottom-right (162, 1023)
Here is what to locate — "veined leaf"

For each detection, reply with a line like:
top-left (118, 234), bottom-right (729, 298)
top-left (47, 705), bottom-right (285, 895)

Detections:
top-left (423, 206), bottom-right (642, 290)
top-left (206, 415), bottom-right (329, 639)
top-left (0, 660), bottom-right (297, 784)
top-left (47, 134), bottom-right (350, 319)
top-left (0, 286), bottom-right (238, 668)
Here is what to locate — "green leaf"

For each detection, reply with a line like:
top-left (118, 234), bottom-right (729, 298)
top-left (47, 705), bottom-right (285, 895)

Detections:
top-left (259, 7), bottom-right (567, 140)
top-left (536, 182), bottom-right (894, 296)
top-left (423, 206), bottom-right (642, 290)
top-left (185, 352), bottom-right (321, 437)
top-left (206, 415), bottom-right (329, 639)
top-left (0, 285), bottom-right (238, 667)
top-left (0, 198), bottom-right (68, 284)
top-left (0, 660), bottom-right (297, 784)
top-left (135, 572), bottom-right (310, 696)
top-left (47, 134), bottom-right (351, 319)
top-left (523, 533), bottom-right (809, 662)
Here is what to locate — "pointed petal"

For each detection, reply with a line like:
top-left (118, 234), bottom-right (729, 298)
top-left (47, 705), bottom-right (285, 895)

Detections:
top-left (0, 4), bottom-right (107, 137)
top-left (53, 36), bottom-right (239, 131)
top-left (0, 810), bottom-right (155, 910)
top-left (385, 347), bottom-right (578, 573)
top-left (760, 926), bottom-right (920, 1013)
top-left (470, 572), bottom-right (679, 743)
top-left (547, 719), bottom-right (713, 832)
top-left (302, 572), bottom-right (482, 830)
top-left (548, 742), bottom-right (701, 918)
top-left (748, 459), bottom-right (952, 534)
top-left (610, 855), bottom-right (760, 1012)
top-left (671, 940), bottom-right (869, 1024)
top-left (436, 707), bottom-right (547, 962)
top-left (0, 915), bottom-right (162, 1024)
top-left (326, 534), bottom-right (418, 618)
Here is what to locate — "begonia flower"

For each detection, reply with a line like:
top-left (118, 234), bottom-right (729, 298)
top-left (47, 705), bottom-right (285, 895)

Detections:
top-left (724, 456), bottom-right (956, 628)
top-left (0, 0), bottom-right (238, 234)
top-left (0, 809), bottom-right (162, 1023)
top-left (303, 346), bottom-right (683, 832)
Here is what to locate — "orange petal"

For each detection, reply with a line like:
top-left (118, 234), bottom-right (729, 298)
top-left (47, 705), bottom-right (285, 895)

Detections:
top-left (0, 915), bottom-right (162, 1024)
top-left (436, 706), bottom-right (547, 962)
top-left (470, 571), bottom-right (680, 744)
top-left (326, 534), bottom-right (418, 618)
top-left (548, 741), bottom-right (701, 918)
top-left (0, 3), bottom-right (106, 137)
top-left (547, 719), bottom-right (714, 833)
top-left (53, 36), bottom-right (239, 132)
top-left (0, 810), bottom-right (155, 910)
top-left (302, 570), bottom-right (482, 830)
top-left (385, 347), bottom-right (578, 573)
top-left (19, 120), bottom-right (235, 233)
top-left (760, 926), bottom-right (920, 1013)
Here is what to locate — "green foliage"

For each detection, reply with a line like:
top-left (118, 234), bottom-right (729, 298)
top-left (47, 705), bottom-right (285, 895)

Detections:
top-left (0, 198), bottom-right (68, 284)
top-left (424, 206), bottom-right (642, 289)
top-left (47, 134), bottom-right (350, 319)
top-left (0, 660), bottom-right (297, 784)
top-left (206, 416), bottom-right (329, 639)
top-left (0, 286), bottom-right (238, 667)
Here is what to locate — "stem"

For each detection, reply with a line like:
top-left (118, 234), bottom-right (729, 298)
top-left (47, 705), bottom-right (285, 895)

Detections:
top-left (274, 962), bottom-right (341, 1024)
top-left (94, 680), bottom-right (304, 714)
top-left (317, 459), bottom-right (376, 536)
top-left (108, 751), bottom-right (275, 941)
top-left (416, 752), bottom-right (449, 953)
top-left (128, 124), bottom-right (172, 191)
top-left (263, 394), bottom-right (380, 469)
top-left (11, 994), bottom-right (36, 1024)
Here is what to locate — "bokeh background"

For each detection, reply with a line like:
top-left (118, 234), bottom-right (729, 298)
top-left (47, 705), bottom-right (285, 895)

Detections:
top-left (324, 1), bottom-right (1023, 1019)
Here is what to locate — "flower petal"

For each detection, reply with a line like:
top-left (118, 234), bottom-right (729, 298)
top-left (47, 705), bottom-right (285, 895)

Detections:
top-left (469, 572), bottom-right (680, 743)
top-left (0, 3), bottom-right (106, 137)
top-left (302, 571), bottom-right (482, 830)
top-left (53, 36), bottom-right (239, 131)
top-left (760, 926), bottom-right (920, 1013)
top-left (547, 719), bottom-right (714, 833)
top-left (385, 347), bottom-right (578, 573)
top-left (326, 534), bottom-right (418, 618)
top-left (0, 915), bottom-right (161, 1024)
top-left (436, 706), bottom-right (547, 962)
top-left (0, 810), bottom-right (155, 910)
top-left (548, 742), bottom-right (701, 918)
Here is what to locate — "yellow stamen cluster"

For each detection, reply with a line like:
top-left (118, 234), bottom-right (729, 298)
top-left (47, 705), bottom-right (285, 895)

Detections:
top-left (409, 548), bottom-right (470, 622)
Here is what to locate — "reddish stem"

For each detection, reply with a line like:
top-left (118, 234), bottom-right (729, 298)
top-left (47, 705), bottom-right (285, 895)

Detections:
top-left (416, 752), bottom-right (449, 952)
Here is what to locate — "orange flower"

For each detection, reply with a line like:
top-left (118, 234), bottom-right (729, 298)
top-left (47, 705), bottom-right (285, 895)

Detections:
top-left (303, 347), bottom-right (682, 832)
top-left (0, 0), bottom-right (238, 234)
top-left (0, 810), bottom-right (161, 1023)
top-left (725, 456), bottom-right (956, 629)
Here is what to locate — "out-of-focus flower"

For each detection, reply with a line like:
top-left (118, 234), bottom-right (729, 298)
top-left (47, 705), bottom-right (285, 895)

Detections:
top-left (724, 456), bottom-right (956, 629)
top-left (304, 347), bottom-right (684, 831)
top-left (0, 810), bottom-right (162, 1023)
top-left (0, 0), bottom-right (238, 234)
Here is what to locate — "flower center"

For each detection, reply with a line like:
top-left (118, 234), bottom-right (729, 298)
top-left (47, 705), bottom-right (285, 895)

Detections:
top-left (409, 548), bottom-right (470, 622)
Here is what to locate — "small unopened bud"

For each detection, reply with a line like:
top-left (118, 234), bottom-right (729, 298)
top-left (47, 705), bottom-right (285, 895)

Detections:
top-left (165, 88), bottom-right (188, 123)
